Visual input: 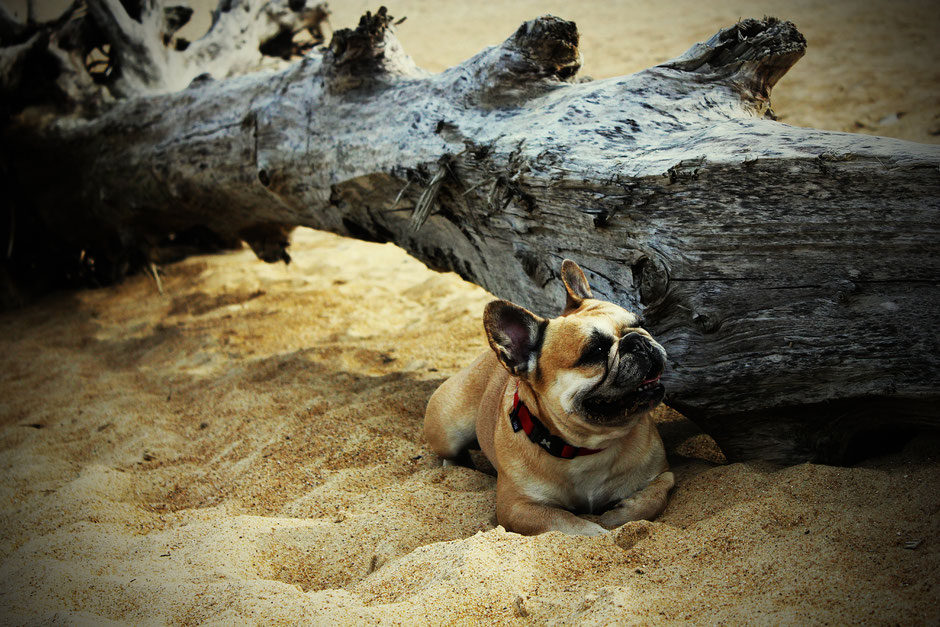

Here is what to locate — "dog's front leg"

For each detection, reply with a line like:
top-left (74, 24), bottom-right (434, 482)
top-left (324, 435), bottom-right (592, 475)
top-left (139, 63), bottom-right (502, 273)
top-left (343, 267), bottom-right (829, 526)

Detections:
top-left (497, 478), bottom-right (607, 536)
top-left (598, 471), bottom-right (674, 528)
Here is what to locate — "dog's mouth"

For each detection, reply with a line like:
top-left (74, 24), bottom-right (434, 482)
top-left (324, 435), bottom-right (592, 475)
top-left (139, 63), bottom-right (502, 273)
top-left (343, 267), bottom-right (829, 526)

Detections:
top-left (582, 371), bottom-right (665, 421)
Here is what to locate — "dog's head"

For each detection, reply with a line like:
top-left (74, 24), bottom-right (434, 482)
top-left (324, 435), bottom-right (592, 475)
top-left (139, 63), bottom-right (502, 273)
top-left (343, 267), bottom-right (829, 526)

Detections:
top-left (484, 260), bottom-right (666, 429)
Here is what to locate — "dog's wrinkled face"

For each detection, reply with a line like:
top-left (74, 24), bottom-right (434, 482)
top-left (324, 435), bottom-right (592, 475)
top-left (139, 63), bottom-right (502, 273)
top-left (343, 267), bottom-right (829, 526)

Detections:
top-left (484, 260), bottom-right (666, 429)
top-left (539, 300), bottom-right (667, 425)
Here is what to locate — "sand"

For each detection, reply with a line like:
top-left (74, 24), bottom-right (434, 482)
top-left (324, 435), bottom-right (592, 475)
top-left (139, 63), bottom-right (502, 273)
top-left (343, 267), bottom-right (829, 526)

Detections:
top-left (2, 1), bottom-right (939, 624)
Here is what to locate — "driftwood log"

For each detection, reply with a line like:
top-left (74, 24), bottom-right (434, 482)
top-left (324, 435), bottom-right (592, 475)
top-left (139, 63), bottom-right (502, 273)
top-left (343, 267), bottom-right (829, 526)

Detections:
top-left (3, 2), bottom-right (939, 463)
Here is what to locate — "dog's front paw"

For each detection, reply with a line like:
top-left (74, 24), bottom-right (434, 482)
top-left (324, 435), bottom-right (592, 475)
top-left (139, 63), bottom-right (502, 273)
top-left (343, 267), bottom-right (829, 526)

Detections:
top-left (566, 520), bottom-right (608, 537)
top-left (599, 472), bottom-right (673, 527)
top-left (598, 497), bottom-right (645, 528)
top-left (582, 522), bottom-right (610, 537)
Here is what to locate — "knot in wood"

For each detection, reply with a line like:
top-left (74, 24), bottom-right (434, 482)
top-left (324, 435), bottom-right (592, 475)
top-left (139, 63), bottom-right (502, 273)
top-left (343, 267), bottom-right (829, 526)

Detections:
top-left (692, 312), bottom-right (723, 334)
top-left (514, 246), bottom-right (552, 288)
top-left (631, 256), bottom-right (669, 306)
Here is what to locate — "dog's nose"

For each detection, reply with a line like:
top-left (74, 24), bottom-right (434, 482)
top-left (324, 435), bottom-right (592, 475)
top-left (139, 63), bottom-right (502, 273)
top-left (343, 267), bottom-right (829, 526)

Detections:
top-left (619, 332), bottom-right (651, 357)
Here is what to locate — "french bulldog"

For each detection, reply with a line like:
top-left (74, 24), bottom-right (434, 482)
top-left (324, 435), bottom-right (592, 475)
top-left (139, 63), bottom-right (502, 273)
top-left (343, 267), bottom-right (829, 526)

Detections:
top-left (424, 260), bottom-right (673, 536)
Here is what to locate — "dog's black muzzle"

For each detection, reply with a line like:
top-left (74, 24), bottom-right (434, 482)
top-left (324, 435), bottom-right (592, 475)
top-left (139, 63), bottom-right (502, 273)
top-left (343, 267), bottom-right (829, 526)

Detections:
top-left (613, 332), bottom-right (665, 388)
top-left (581, 332), bottom-right (667, 422)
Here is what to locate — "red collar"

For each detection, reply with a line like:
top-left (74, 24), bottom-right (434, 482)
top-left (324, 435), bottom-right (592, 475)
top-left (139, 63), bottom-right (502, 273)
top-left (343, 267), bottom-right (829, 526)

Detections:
top-left (510, 384), bottom-right (604, 459)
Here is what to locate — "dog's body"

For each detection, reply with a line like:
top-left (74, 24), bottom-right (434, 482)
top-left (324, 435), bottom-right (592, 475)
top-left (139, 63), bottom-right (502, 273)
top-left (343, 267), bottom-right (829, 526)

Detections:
top-left (424, 261), bottom-right (673, 536)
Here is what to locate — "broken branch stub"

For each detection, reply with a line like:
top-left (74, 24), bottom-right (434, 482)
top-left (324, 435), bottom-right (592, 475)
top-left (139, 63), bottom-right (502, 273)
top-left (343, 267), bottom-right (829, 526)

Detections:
top-left (469, 15), bottom-right (582, 106)
top-left (663, 17), bottom-right (807, 115)
top-left (325, 6), bottom-right (423, 92)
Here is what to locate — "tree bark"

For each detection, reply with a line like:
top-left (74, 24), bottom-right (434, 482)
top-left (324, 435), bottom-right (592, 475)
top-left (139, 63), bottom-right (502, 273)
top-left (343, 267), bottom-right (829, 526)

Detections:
top-left (3, 4), bottom-right (939, 463)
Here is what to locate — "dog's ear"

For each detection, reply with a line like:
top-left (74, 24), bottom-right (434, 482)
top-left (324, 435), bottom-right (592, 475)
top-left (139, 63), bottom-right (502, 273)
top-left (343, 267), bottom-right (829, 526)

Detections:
top-left (561, 259), bottom-right (592, 311)
top-left (483, 300), bottom-right (546, 378)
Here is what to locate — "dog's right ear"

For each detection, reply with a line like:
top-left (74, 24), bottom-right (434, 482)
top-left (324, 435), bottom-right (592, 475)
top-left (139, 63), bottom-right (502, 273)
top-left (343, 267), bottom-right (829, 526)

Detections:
top-left (561, 259), bottom-right (592, 312)
top-left (483, 300), bottom-right (546, 378)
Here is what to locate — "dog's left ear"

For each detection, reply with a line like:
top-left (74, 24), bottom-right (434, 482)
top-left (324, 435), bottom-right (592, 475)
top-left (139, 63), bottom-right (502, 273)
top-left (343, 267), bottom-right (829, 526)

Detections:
top-left (561, 259), bottom-right (592, 312)
top-left (483, 300), bottom-right (546, 378)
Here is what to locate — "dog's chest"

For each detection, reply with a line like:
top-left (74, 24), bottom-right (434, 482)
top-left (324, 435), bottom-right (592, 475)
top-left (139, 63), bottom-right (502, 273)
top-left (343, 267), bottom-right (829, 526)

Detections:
top-left (522, 458), bottom-right (645, 514)
top-left (569, 463), bottom-right (632, 513)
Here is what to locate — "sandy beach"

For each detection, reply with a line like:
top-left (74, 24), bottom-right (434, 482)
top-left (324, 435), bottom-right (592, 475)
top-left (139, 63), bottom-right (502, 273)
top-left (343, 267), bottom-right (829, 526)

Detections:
top-left (1, 1), bottom-right (938, 624)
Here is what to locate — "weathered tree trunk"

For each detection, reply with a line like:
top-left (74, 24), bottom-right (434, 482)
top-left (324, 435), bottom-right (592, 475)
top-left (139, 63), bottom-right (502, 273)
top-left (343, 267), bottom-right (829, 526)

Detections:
top-left (3, 3), bottom-right (939, 463)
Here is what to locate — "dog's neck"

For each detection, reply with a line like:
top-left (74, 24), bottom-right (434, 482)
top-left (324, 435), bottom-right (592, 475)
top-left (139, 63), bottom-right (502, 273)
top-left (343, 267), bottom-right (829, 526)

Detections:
top-left (516, 380), bottom-right (642, 451)
top-left (512, 382), bottom-right (604, 459)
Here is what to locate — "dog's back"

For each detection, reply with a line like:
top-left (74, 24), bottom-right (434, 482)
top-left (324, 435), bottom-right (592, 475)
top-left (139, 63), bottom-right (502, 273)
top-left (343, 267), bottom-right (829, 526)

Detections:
top-left (424, 351), bottom-right (507, 463)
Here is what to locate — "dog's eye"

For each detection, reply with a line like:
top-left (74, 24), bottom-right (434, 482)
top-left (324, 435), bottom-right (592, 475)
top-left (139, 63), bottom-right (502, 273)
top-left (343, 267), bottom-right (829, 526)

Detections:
top-left (576, 332), bottom-right (613, 367)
